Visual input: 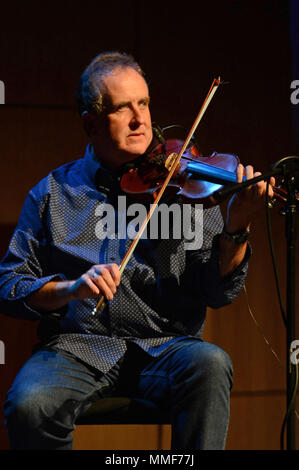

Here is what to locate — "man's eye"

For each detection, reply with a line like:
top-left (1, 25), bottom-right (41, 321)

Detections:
top-left (116, 104), bottom-right (128, 111)
top-left (140, 99), bottom-right (149, 108)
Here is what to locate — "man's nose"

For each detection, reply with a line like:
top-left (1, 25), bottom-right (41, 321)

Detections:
top-left (130, 105), bottom-right (144, 127)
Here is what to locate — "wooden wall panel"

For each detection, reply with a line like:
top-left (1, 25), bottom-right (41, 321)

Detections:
top-left (73, 424), bottom-right (171, 451)
top-left (0, 2), bottom-right (139, 106)
top-left (227, 392), bottom-right (299, 450)
top-left (0, 107), bottom-right (88, 224)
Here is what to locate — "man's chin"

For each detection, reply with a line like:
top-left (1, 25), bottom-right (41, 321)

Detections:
top-left (123, 143), bottom-right (150, 159)
top-left (125, 133), bottom-right (152, 155)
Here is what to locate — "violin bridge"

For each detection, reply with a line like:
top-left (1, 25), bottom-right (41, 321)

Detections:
top-left (165, 152), bottom-right (179, 172)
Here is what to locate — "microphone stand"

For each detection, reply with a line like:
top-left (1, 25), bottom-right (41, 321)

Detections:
top-left (273, 157), bottom-right (299, 451)
top-left (211, 156), bottom-right (299, 450)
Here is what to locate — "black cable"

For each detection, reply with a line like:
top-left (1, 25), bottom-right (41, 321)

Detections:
top-left (280, 364), bottom-right (298, 450)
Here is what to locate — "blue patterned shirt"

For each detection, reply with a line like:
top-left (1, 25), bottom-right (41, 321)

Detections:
top-left (0, 144), bottom-right (250, 372)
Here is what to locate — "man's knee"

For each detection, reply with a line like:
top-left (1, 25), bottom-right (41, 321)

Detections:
top-left (4, 385), bottom-right (51, 428)
top-left (4, 384), bottom-right (78, 449)
top-left (198, 343), bottom-right (233, 377)
top-left (171, 341), bottom-right (233, 387)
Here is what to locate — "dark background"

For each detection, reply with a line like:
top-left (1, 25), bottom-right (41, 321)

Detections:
top-left (0, 0), bottom-right (298, 450)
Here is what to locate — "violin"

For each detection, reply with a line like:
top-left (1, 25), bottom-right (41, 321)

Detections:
top-left (120, 135), bottom-right (295, 208)
top-left (120, 136), bottom-right (242, 207)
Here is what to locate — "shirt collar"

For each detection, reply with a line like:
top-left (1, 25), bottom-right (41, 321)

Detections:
top-left (81, 143), bottom-right (101, 189)
top-left (82, 143), bottom-right (123, 194)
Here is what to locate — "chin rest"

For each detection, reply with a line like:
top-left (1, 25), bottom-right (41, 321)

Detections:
top-left (76, 397), bottom-right (170, 425)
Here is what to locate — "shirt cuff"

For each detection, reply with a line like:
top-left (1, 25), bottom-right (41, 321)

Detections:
top-left (201, 234), bottom-right (252, 308)
top-left (19, 274), bottom-right (67, 319)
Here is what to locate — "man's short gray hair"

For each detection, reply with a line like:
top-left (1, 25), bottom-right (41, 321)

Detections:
top-left (75, 51), bottom-right (144, 116)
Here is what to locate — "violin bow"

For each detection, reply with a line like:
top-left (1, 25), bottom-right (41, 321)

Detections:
top-left (91, 77), bottom-right (221, 315)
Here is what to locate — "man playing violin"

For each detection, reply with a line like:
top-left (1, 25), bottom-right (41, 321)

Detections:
top-left (0, 52), bottom-right (275, 450)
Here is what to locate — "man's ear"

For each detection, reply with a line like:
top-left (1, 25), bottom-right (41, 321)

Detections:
top-left (81, 111), bottom-right (98, 137)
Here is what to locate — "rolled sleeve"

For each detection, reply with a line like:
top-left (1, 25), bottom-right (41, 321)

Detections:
top-left (0, 188), bottom-right (66, 320)
top-left (187, 205), bottom-right (251, 309)
top-left (200, 234), bottom-right (251, 308)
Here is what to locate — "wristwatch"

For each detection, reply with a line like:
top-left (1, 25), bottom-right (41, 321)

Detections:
top-left (222, 227), bottom-right (250, 244)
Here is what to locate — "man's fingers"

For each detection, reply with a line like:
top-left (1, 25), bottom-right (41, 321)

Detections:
top-left (236, 163), bottom-right (244, 183)
top-left (109, 263), bottom-right (121, 286)
top-left (82, 273), bottom-right (100, 295)
top-left (93, 274), bottom-right (115, 300)
top-left (241, 166), bottom-right (274, 198)
top-left (245, 165), bottom-right (254, 186)
top-left (91, 264), bottom-right (120, 300)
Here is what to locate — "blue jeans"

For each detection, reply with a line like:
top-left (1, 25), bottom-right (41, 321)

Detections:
top-left (3, 339), bottom-right (233, 450)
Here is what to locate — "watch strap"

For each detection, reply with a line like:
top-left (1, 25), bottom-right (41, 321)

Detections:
top-left (222, 227), bottom-right (250, 244)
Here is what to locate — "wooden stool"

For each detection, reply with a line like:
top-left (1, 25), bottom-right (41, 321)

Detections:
top-left (74, 397), bottom-right (171, 449)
